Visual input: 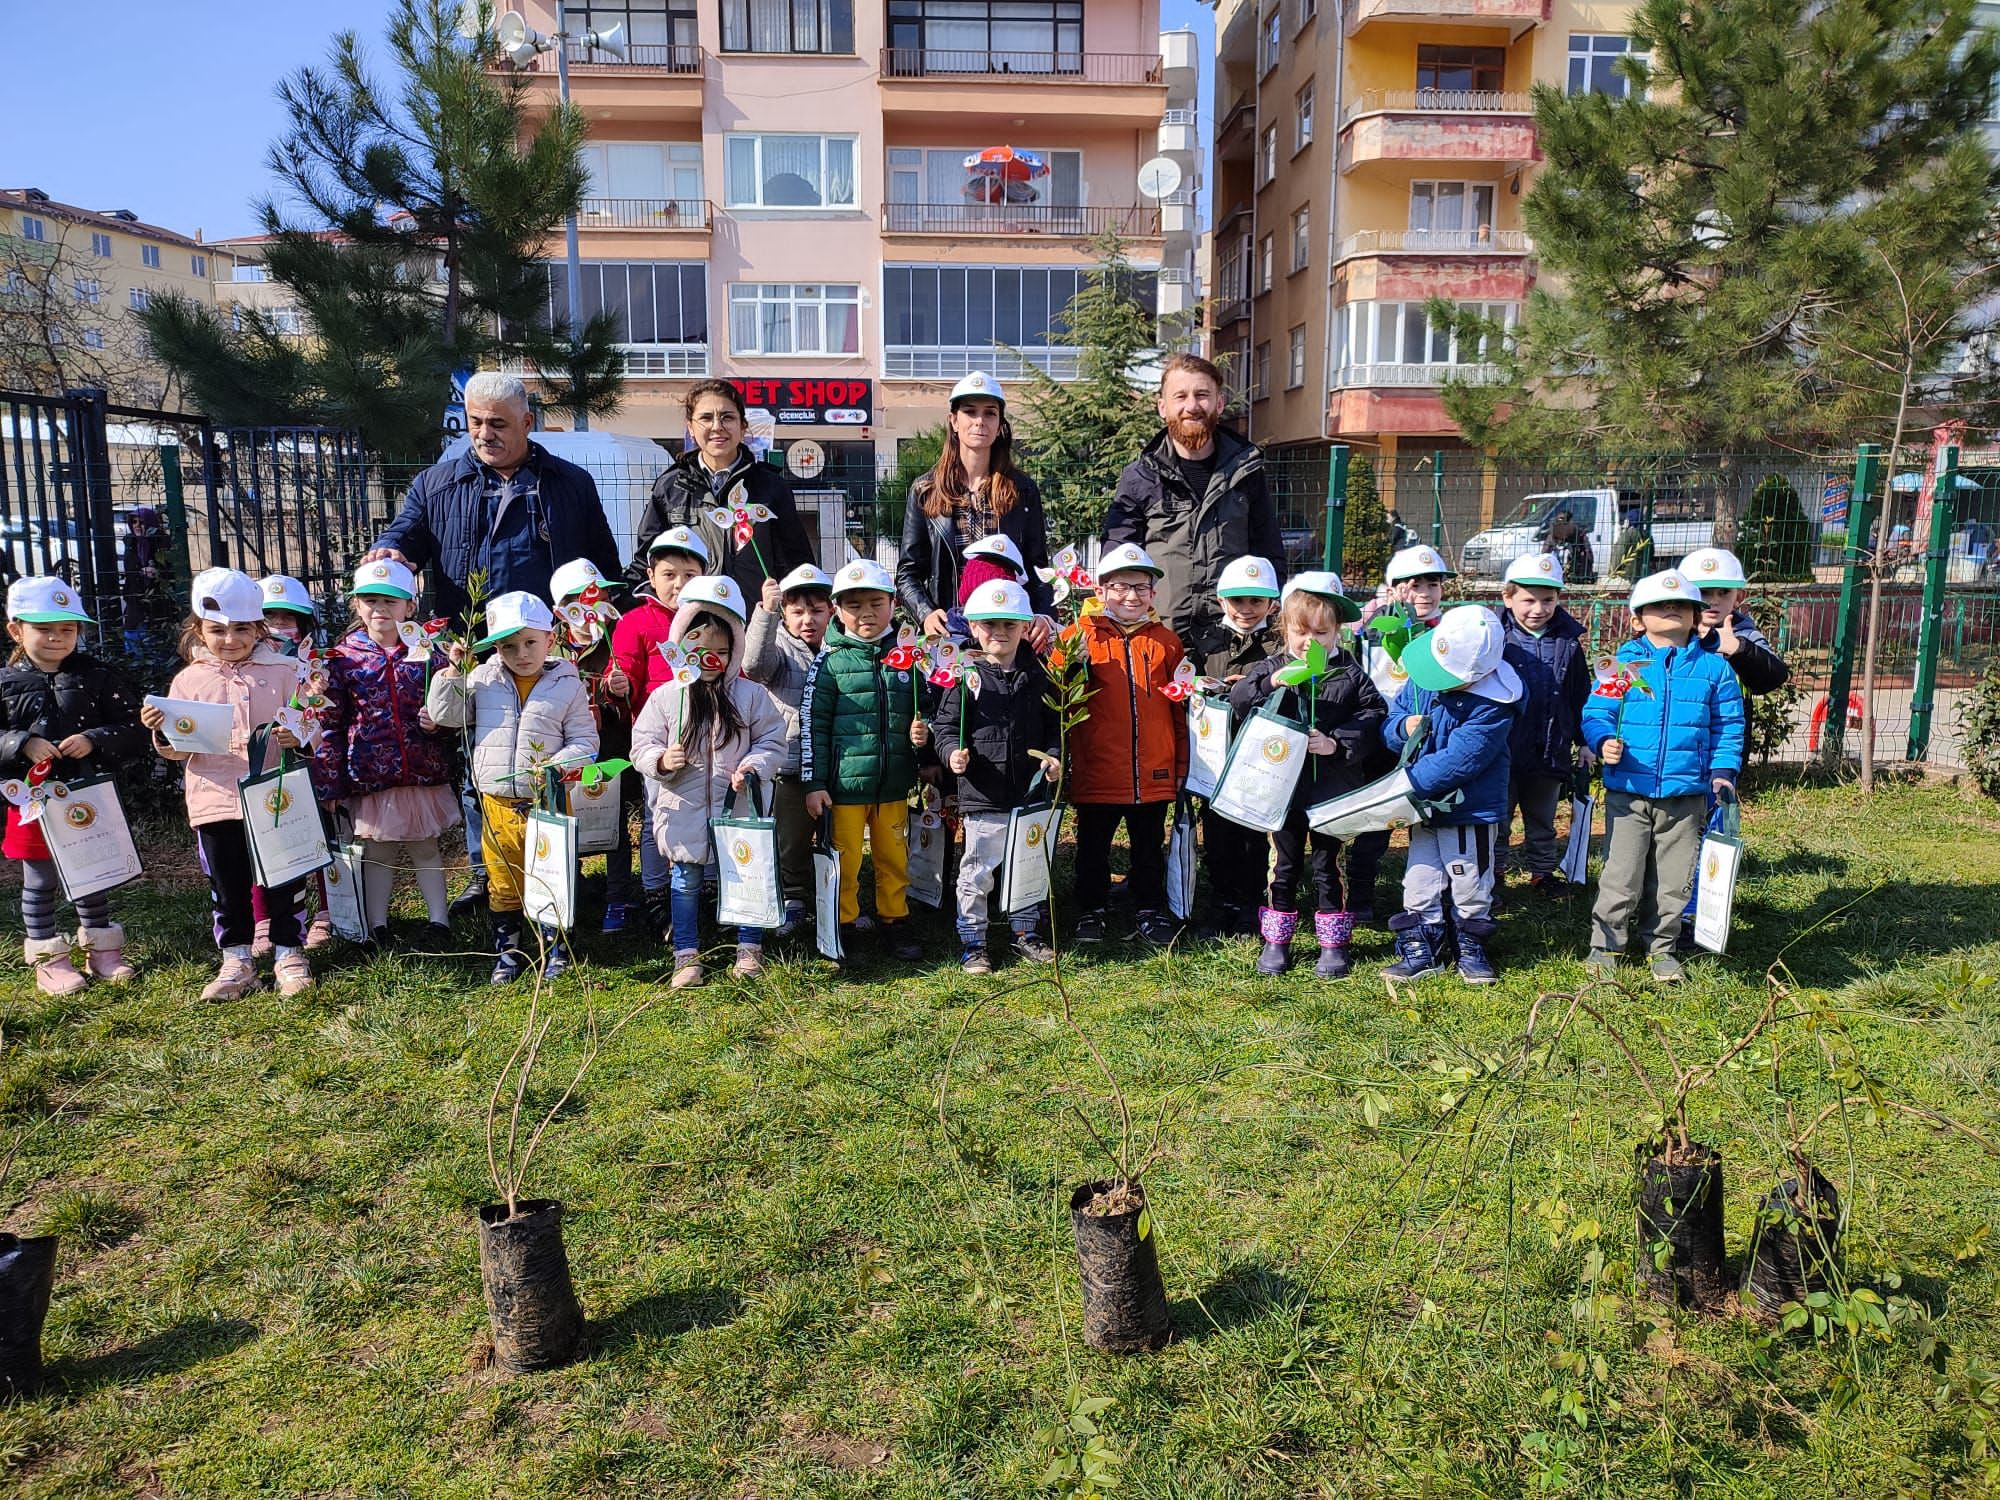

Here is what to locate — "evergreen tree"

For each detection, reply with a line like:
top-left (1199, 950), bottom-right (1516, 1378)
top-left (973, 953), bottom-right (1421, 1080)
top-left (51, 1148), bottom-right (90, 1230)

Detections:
top-left (1738, 474), bottom-right (1813, 581)
top-left (1339, 454), bottom-right (1393, 586)
top-left (1440, 0), bottom-right (2000, 459)
top-left (876, 423), bottom-right (945, 544)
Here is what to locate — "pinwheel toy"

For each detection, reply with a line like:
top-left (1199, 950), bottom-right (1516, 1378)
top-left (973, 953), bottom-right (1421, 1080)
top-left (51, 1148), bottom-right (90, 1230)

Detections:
top-left (1592, 658), bottom-right (1654, 735)
top-left (1035, 543), bottom-right (1096, 607)
top-left (704, 484), bottom-right (777, 578)
top-left (1273, 639), bottom-right (1330, 741)
top-left (2, 757), bottom-right (57, 824)
top-left (655, 641), bottom-right (701, 687)
top-left (1161, 660), bottom-right (1199, 702)
top-left (884, 624), bottom-right (923, 672)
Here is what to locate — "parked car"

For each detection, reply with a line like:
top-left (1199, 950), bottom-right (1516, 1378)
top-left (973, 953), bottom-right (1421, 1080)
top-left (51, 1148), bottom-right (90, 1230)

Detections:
top-left (1457, 488), bottom-right (1715, 583)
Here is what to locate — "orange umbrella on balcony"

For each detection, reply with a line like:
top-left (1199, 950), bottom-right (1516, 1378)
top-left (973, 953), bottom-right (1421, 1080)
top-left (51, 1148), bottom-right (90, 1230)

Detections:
top-left (964, 146), bottom-right (1049, 182)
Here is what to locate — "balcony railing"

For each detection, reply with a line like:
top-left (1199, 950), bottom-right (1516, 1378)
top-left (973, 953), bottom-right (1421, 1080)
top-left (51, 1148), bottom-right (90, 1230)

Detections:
top-left (881, 203), bottom-right (1162, 236)
top-left (881, 48), bottom-right (1163, 83)
top-left (1335, 227), bottom-right (1530, 259)
top-left (578, 198), bottom-right (712, 229)
top-left (504, 343), bottom-right (710, 379)
top-left (516, 41), bottom-right (705, 73)
top-left (1212, 296), bottom-right (1251, 327)
top-left (1342, 88), bottom-right (1534, 125)
top-left (1162, 106), bottom-right (1198, 127)
top-left (885, 345), bottom-right (1083, 380)
top-left (1333, 361), bottom-right (1502, 387)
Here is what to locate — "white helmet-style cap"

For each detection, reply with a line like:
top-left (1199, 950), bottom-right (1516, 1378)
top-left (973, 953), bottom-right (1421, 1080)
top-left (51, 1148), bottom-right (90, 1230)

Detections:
top-left (351, 557), bottom-right (417, 600)
top-left (1385, 544), bottom-right (1456, 583)
top-left (473, 590), bottom-right (557, 649)
top-left (1629, 569), bottom-right (1706, 611)
top-left (1679, 547), bottom-right (1748, 589)
top-left (1503, 552), bottom-right (1565, 589)
top-left (259, 575), bottom-right (316, 616)
top-left (1217, 555), bottom-right (1280, 599)
top-left (831, 558), bottom-right (896, 597)
top-left (949, 370), bottom-right (1006, 408)
top-left (1403, 604), bottom-right (1520, 703)
top-left (549, 558), bottom-right (621, 602)
top-left (7, 576), bottom-right (93, 625)
top-left (965, 579), bottom-right (1033, 622)
top-left (778, 563), bottom-right (834, 595)
top-left (1280, 568), bottom-right (1363, 622)
top-left (1096, 542), bottom-right (1165, 579)
top-left (647, 525), bottom-right (713, 566)
top-left (678, 573), bottom-right (749, 624)
top-left (963, 533), bottom-right (1025, 571)
top-left (192, 567), bottom-right (266, 625)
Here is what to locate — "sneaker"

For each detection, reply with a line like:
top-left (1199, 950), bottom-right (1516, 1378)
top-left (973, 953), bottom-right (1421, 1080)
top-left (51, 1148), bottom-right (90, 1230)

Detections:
top-left (1133, 910), bottom-right (1177, 947)
top-left (670, 954), bottom-right (704, 990)
top-left (419, 922), bottom-right (454, 951)
top-left (1074, 911), bottom-right (1109, 945)
top-left (303, 911), bottom-right (337, 951)
top-left (1584, 950), bottom-right (1619, 981)
top-left (250, 919), bottom-right (273, 961)
top-left (201, 954), bottom-right (258, 1001)
top-left (489, 949), bottom-right (529, 985)
top-left (273, 952), bottom-right (313, 997)
top-left (1649, 954), bottom-right (1685, 984)
top-left (1012, 931), bottom-right (1057, 964)
top-left (732, 943), bottom-right (764, 978)
top-left (449, 870), bottom-right (490, 918)
top-left (601, 902), bottom-right (630, 935)
top-left (1674, 920), bottom-right (1699, 955)
top-left (851, 912), bottom-right (880, 935)
top-left (961, 947), bottom-right (993, 976)
top-left (884, 923), bottom-right (924, 962)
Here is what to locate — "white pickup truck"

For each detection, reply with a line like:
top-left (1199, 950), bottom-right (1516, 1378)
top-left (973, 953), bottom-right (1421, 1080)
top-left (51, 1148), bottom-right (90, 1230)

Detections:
top-left (1456, 488), bottom-right (1715, 583)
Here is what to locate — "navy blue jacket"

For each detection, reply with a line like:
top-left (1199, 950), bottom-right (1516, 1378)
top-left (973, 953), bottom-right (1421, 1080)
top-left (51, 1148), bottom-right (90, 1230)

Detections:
top-left (1695, 609), bottom-right (1790, 697)
top-left (1383, 682), bottom-right (1515, 825)
top-left (1582, 636), bottom-right (1746, 798)
top-left (1501, 607), bottom-right (1589, 779)
top-left (372, 442), bottom-right (622, 622)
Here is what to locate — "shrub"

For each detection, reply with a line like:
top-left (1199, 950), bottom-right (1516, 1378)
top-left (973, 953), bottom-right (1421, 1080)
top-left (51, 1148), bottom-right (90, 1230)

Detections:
top-left (1341, 454), bottom-right (1394, 587)
top-left (1959, 664), bottom-right (2000, 798)
top-left (1739, 475), bottom-right (1814, 582)
top-left (1745, 677), bottom-right (1806, 764)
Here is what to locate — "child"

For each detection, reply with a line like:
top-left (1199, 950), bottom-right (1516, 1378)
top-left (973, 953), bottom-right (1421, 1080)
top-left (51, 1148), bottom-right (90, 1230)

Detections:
top-left (312, 558), bottom-right (460, 946)
top-left (1583, 570), bottom-right (1745, 983)
top-left (630, 575), bottom-right (787, 989)
top-left (1190, 555), bottom-right (1283, 936)
top-left (1066, 542), bottom-right (1186, 947)
top-left (949, 533), bottom-right (1030, 640)
top-left (0, 578), bottom-right (146, 993)
top-left (551, 557), bottom-right (636, 934)
top-left (1497, 553), bottom-right (1592, 894)
top-left (1349, 544), bottom-right (1453, 923)
top-left (802, 559), bottom-right (927, 961)
top-left (931, 580), bottom-right (1061, 974)
top-left (611, 525), bottom-right (712, 940)
top-left (139, 568), bottom-right (315, 999)
top-left (428, 591), bottom-right (599, 985)
top-left (746, 562), bottom-right (834, 938)
top-left (1680, 547), bottom-right (1791, 696)
top-left (1229, 576), bottom-right (1384, 978)
top-left (1379, 605), bottom-right (1521, 985)
top-left (259, 576), bottom-right (317, 655)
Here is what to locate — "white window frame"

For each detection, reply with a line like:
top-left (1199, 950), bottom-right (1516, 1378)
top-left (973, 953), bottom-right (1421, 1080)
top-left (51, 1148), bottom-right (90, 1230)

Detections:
top-left (72, 277), bottom-right (101, 306)
top-left (20, 216), bottom-right (45, 242)
top-left (886, 145), bottom-right (1084, 213)
top-left (82, 328), bottom-right (104, 350)
top-left (1336, 299), bottom-right (1517, 373)
top-left (1290, 205), bottom-right (1310, 273)
top-left (723, 133), bottom-right (859, 211)
top-left (1296, 0), bottom-right (1316, 26)
top-left (1, 270), bottom-right (25, 296)
top-left (1251, 341), bottom-right (1271, 400)
top-left (192, 254), bottom-right (207, 277)
top-left (1567, 34), bottom-right (1643, 98)
top-left (128, 287), bottom-right (152, 311)
top-left (580, 141), bottom-right (706, 205)
top-left (728, 281), bottom-right (863, 356)
top-left (89, 232), bottom-right (112, 258)
top-left (1408, 180), bottom-right (1498, 238)
top-left (1261, 8), bottom-right (1280, 74)
top-left (140, 243), bottom-right (161, 268)
top-left (1295, 80), bottom-right (1314, 153)
top-left (1287, 324), bottom-right (1306, 388)
top-left (1260, 126), bottom-right (1277, 186)
top-left (1257, 234), bottom-right (1273, 294)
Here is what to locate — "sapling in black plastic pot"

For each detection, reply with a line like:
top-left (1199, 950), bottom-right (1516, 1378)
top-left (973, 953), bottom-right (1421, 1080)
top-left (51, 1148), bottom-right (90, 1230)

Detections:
top-left (0, 1073), bottom-right (95, 1395)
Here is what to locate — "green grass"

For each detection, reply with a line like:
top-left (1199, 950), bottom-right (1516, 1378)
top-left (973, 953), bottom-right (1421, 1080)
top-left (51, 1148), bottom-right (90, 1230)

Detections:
top-left (6, 781), bottom-right (2000, 1497)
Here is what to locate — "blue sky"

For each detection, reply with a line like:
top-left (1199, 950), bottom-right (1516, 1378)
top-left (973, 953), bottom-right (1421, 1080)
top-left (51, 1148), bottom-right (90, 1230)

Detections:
top-left (3, 0), bottom-right (1215, 241)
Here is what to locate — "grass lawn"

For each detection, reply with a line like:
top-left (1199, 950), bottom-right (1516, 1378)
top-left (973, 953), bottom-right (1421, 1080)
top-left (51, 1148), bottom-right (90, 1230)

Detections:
top-left (5, 780), bottom-right (2000, 1497)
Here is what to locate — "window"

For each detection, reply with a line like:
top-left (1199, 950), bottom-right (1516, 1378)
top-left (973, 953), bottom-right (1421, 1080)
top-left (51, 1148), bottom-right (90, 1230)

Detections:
top-left (577, 0), bottom-right (697, 60)
top-left (82, 328), bottom-right (104, 350)
top-left (1409, 181), bottom-right (1497, 240)
top-left (1296, 0), bottom-right (1316, 25)
top-left (580, 141), bottom-right (704, 206)
top-left (1260, 126), bottom-right (1277, 186)
top-left (1335, 299), bottom-right (1516, 373)
top-left (1257, 235), bottom-right (1273, 294)
top-left (1291, 206), bottom-right (1310, 272)
top-left (722, 0), bottom-right (853, 54)
top-left (191, 254), bottom-right (207, 277)
top-left (1287, 324), bottom-right (1306, 388)
top-left (886, 145), bottom-right (1081, 225)
top-left (89, 232), bottom-right (111, 258)
top-left (883, 262), bottom-right (1155, 379)
top-left (724, 134), bottom-right (857, 209)
top-left (269, 309), bottom-right (305, 335)
top-left (1, 270), bottom-right (24, 296)
top-left (72, 277), bottom-right (100, 305)
top-left (537, 261), bottom-right (710, 347)
top-left (729, 282), bottom-right (861, 355)
top-left (1416, 44), bottom-right (1504, 95)
top-left (233, 265), bottom-right (268, 283)
top-left (1568, 35), bottom-right (1639, 97)
top-left (1295, 80), bottom-right (1315, 151)
top-left (1251, 341), bottom-right (1271, 399)
top-left (1261, 8), bottom-right (1280, 73)
top-left (128, 287), bottom-right (152, 310)
top-left (19, 216), bottom-right (45, 241)
top-left (140, 243), bottom-right (161, 268)
top-left (887, 0), bottom-right (1079, 72)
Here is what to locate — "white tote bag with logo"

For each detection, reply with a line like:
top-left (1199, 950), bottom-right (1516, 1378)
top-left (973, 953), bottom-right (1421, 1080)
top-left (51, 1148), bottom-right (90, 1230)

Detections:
top-left (522, 808), bottom-right (579, 931)
top-left (1184, 696), bottom-right (1231, 801)
top-left (1207, 705), bottom-right (1308, 834)
top-left (31, 775), bottom-right (143, 902)
top-left (999, 772), bottom-right (1063, 914)
top-left (567, 773), bottom-right (624, 856)
top-left (237, 729), bottom-right (332, 889)
top-left (712, 775), bottom-right (782, 931)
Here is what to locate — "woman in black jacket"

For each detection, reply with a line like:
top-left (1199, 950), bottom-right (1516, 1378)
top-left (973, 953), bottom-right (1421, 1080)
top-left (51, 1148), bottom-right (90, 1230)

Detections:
top-left (896, 372), bottom-right (1056, 651)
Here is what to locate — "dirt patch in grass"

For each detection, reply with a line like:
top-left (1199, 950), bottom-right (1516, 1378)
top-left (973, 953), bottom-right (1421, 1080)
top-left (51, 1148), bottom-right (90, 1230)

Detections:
top-left (779, 1412), bottom-right (890, 1471)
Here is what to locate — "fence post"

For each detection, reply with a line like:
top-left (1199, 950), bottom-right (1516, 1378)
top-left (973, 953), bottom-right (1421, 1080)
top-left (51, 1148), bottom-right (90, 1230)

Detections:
top-left (1906, 444), bottom-right (1959, 763)
top-left (1820, 443), bottom-right (1881, 767)
top-left (1430, 448), bottom-right (1445, 548)
top-left (61, 387), bottom-right (120, 639)
top-left (1323, 444), bottom-right (1349, 572)
top-left (156, 441), bottom-right (196, 605)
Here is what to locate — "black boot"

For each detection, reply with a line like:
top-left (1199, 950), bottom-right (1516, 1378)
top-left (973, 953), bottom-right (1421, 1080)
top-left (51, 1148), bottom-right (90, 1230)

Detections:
top-left (539, 925), bottom-right (571, 979)
top-left (489, 912), bottom-right (527, 985)
top-left (450, 868), bottom-right (490, 919)
top-left (1381, 913), bottom-right (1450, 981)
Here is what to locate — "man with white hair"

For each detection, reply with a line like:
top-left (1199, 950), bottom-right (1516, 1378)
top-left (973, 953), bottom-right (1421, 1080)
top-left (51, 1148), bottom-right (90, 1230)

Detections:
top-left (364, 371), bottom-right (621, 621)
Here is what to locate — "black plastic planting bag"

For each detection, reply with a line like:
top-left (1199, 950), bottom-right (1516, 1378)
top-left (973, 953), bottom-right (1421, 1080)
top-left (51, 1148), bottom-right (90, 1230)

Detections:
top-left (1635, 1145), bottom-right (1728, 1309)
top-left (0, 1234), bottom-right (57, 1394)
top-left (1069, 1181), bottom-right (1171, 1354)
top-left (1742, 1167), bottom-right (1841, 1314)
top-left (478, 1200), bottom-right (583, 1372)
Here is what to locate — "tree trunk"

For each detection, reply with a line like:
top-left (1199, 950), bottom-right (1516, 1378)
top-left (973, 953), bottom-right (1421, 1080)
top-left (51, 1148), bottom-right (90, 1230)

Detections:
top-left (1859, 362), bottom-right (1913, 796)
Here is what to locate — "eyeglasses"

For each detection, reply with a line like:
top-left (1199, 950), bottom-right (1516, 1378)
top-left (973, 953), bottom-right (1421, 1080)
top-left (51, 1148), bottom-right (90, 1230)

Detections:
top-left (1099, 580), bottom-right (1155, 596)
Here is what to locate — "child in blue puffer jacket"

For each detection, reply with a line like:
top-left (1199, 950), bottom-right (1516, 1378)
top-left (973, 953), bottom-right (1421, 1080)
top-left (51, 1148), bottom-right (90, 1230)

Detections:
top-left (1497, 552), bottom-right (1591, 894)
top-left (1582, 569), bottom-right (1745, 983)
top-left (1379, 605), bottom-right (1521, 986)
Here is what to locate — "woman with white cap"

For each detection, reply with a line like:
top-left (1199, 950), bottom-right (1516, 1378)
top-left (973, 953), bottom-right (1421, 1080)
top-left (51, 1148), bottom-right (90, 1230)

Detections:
top-left (896, 371), bottom-right (1057, 652)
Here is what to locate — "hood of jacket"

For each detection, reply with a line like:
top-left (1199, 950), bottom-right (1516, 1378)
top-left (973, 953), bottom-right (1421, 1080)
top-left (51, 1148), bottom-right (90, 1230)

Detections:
top-left (670, 599), bottom-right (747, 682)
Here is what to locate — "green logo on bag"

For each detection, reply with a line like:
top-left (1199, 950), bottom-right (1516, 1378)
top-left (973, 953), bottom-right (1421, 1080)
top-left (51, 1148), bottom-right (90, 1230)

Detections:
top-left (174, 715), bottom-right (195, 735)
top-left (64, 802), bottom-right (94, 829)
top-left (1262, 738), bottom-right (1291, 765)
top-left (534, 833), bottom-right (550, 859)
top-left (263, 788), bottom-right (292, 817)
top-left (1705, 850), bottom-right (1719, 879)
top-left (1025, 823), bottom-right (1044, 848)
top-left (731, 838), bottom-right (751, 864)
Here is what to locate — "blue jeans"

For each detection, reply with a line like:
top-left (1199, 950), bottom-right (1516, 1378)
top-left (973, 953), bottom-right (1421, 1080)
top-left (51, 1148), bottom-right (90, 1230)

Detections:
top-left (638, 784), bottom-right (670, 892)
top-left (670, 860), bottom-right (759, 954)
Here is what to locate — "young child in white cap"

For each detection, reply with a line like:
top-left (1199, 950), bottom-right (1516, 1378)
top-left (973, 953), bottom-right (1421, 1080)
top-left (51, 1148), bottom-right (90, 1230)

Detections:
top-left (550, 558), bottom-right (636, 934)
top-left (747, 562), bottom-right (834, 936)
top-left (1496, 552), bottom-right (1592, 896)
top-left (1680, 546), bottom-right (1791, 698)
top-left (259, 575), bottom-right (318, 657)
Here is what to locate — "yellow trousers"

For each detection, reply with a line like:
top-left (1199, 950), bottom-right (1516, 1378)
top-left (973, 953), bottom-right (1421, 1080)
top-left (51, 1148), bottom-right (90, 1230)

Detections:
top-left (480, 795), bottom-right (530, 913)
top-left (830, 800), bottom-right (909, 926)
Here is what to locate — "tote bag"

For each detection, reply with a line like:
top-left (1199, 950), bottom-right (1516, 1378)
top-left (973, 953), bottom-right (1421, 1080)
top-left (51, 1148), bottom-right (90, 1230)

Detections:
top-left (567, 772), bottom-right (623, 856)
top-left (35, 774), bottom-right (143, 902)
top-left (1306, 720), bottom-right (1460, 839)
top-left (1208, 705), bottom-right (1309, 834)
top-left (906, 805), bottom-right (950, 909)
top-left (1184, 696), bottom-right (1232, 801)
top-left (320, 840), bottom-right (371, 943)
top-left (813, 812), bottom-right (843, 961)
top-left (1164, 796), bottom-right (1197, 921)
top-left (713, 773), bottom-right (782, 931)
top-left (998, 770), bottom-right (1063, 914)
top-left (238, 727), bottom-right (332, 889)
top-left (1691, 790), bottom-right (1742, 955)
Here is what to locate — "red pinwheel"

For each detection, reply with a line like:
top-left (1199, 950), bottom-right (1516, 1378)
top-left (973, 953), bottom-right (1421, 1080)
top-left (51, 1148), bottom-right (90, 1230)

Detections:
top-left (1161, 660), bottom-right (1199, 702)
top-left (884, 625), bottom-right (923, 672)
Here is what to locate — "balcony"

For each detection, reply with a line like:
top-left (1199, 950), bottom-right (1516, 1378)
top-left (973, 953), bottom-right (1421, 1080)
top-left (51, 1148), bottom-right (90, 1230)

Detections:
top-left (1160, 188), bottom-right (1197, 237)
top-left (1158, 107), bottom-right (1199, 156)
top-left (1334, 228), bottom-right (1530, 261)
top-left (577, 198), bottom-right (712, 231)
top-left (885, 344), bottom-right (1082, 380)
top-left (1216, 97), bottom-right (1257, 162)
top-left (1339, 90), bottom-right (1537, 172)
top-left (1334, 361), bottom-right (1501, 387)
top-left (507, 43), bottom-right (706, 123)
top-left (880, 203), bottom-right (1162, 238)
top-left (1326, 362), bottom-right (1501, 436)
top-left (878, 49), bottom-right (1165, 127)
top-left (1212, 295), bottom-right (1251, 329)
top-left (507, 343), bottom-right (710, 381)
top-left (1345, 0), bottom-right (1548, 35)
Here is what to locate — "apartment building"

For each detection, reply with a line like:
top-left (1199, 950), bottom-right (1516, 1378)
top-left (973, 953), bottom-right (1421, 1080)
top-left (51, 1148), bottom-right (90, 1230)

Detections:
top-left (499, 0), bottom-right (1195, 482)
top-left (1210, 0), bottom-right (1640, 492)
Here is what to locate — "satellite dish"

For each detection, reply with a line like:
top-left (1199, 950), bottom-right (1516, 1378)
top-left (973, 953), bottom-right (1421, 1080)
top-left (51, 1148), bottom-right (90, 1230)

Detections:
top-left (582, 22), bottom-right (625, 56)
top-left (495, 11), bottom-right (548, 66)
top-left (1136, 156), bottom-right (1184, 202)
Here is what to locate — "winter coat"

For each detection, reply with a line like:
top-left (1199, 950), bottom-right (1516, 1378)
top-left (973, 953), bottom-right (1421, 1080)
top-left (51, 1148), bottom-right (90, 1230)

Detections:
top-left (0, 649), bottom-right (146, 779)
top-left (1353, 609), bottom-right (1441, 773)
top-left (1383, 682), bottom-right (1516, 825)
top-left (1230, 647), bottom-right (1386, 806)
top-left (1191, 617), bottom-right (1282, 708)
top-left (1064, 609), bottom-right (1187, 806)
top-left (896, 473), bottom-right (1056, 624)
top-left (1501, 608), bottom-right (1590, 780)
top-left (931, 648), bottom-right (1060, 816)
top-left (1582, 636), bottom-right (1746, 799)
top-left (371, 442), bottom-right (621, 622)
top-left (742, 604), bottom-right (817, 778)
top-left (629, 601), bottom-right (788, 863)
top-left (1101, 427), bottom-right (1283, 643)
top-left (159, 643), bottom-right (302, 827)
top-left (801, 619), bottom-right (921, 806)
top-left (426, 655), bottom-right (598, 800)
top-left (310, 630), bottom-right (456, 801)
top-left (624, 446), bottom-right (814, 605)
top-left (562, 631), bottom-right (632, 760)
top-left (611, 596), bottom-right (681, 711)
top-left (1696, 609), bottom-right (1790, 697)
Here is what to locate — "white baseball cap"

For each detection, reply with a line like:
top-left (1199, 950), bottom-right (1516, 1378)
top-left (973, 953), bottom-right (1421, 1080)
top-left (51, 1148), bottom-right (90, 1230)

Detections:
top-left (259, 575), bottom-right (316, 616)
top-left (965, 579), bottom-right (1033, 622)
top-left (474, 590), bottom-right (556, 649)
top-left (1503, 552), bottom-right (1565, 589)
top-left (679, 573), bottom-right (748, 624)
top-left (550, 558), bottom-right (620, 602)
top-left (647, 525), bottom-right (712, 565)
top-left (1217, 555), bottom-right (1280, 599)
top-left (949, 370), bottom-right (1006, 408)
top-left (1403, 604), bottom-right (1518, 701)
top-left (1385, 544), bottom-right (1455, 583)
top-left (351, 557), bottom-right (417, 600)
top-left (192, 567), bottom-right (266, 625)
top-left (778, 563), bottom-right (834, 595)
top-left (963, 533), bottom-right (1025, 571)
top-left (1097, 542), bottom-right (1164, 580)
top-left (1629, 569), bottom-right (1706, 611)
top-left (831, 558), bottom-right (896, 597)
top-left (6, 576), bottom-right (93, 625)
top-left (1679, 547), bottom-right (1748, 589)
top-left (1280, 568), bottom-right (1362, 622)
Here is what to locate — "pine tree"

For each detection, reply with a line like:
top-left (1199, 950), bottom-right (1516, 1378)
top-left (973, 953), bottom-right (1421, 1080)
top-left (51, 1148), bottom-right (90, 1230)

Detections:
top-left (1339, 454), bottom-right (1393, 586)
top-left (876, 424), bottom-right (945, 544)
